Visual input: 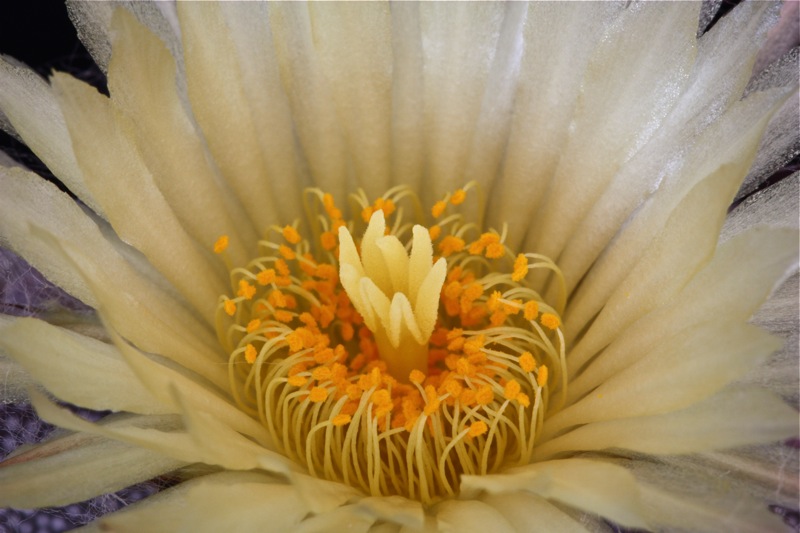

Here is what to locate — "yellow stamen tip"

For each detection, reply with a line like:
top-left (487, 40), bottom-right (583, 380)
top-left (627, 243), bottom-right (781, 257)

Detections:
top-left (503, 379), bottom-right (521, 401)
top-left (519, 352), bottom-right (536, 373)
top-left (450, 189), bottom-right (467, 205)
top-left (512, 253), bottom-right (528, 281)
top-left (282, 225), bottom-right (301, 244)
top-left (223, 299), bottom-right (236, 316)
top-left (537, 365), bottom-right (549, 387)
top-left (409, 369), bottom-right (426, 384)
top-left (244, 344), bottom-right (258, 364)
top-left (541, 313), bottom-right (561, 330)
top-left (468, 421), bottom-right (488, 439)
top-left (213, 235), bottom-right (229, 254)
top-left (432, 200), bottom-right (447, 218)
top-left (288, 375), bottom-right (308, 387)
top-left (332, 414), bottom-right (352, 427)
top-left (309, 387), bottom-right (329, 403)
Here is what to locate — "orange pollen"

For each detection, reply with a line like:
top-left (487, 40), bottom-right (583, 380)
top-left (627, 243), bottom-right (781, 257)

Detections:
top-left (213, 235), bottom-right (229, 254)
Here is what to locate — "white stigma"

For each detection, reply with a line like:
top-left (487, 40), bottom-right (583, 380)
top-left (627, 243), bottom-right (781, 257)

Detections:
top-left (338, 210), bottom-right (446, 380)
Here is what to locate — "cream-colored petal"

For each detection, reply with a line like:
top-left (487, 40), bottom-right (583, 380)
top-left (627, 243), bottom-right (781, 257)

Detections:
top-left (433, 499), bottom-right (515, 533)
top-left (0, 166), bottom-right (96, 307)
top-left (524, 2), bottom-right (699, 265)
top-left (550, 2), bottom-right (778, 300)
top-left (535, 387), bottom-right (796, 460)
top-left (0, 58), bottom-right (102, 216)
top-left (294, 506), bottom-right (374, 533)
top-left (565, 227), bottom-right (798, 404)
top-left (488, 2), bottom-right (623, 249)
top-left (355, 496), bottom-right (424, 530)
top-left (567, 159), bottom-right (763, 375)
top-left (744, 272), bottom-right (800, 406)
top-left (288, 472), bottom-right (361, 515)
top-left (620, 454), bottom-right (795, 532)
top-left (564, 88), bottom-right (789, 342)
top-left (481, 492), bottom-right (586, 533)
top-left (107, 8), bottom-right (257, 263)
top-left (0, 427), bottom-right (181, 508)
top-left (105, 324), bottom-right (269, 444)
top-left (0, 167), bottom-right (223, 389)
top-left (0, 318), bottom-right (166, 414)
top-left (637, 482), bottom-right (785, 533)
top-left (30, 388), bottom-right (289, 475)
top-left (308, 2), bottom-right (393, 199)
top-left (99, 472), bottom-right (307, 533)
top-left (461, 458), bottom-right (647, 529)
top-left (415, 2), bottom-right (513, 203)
top-left (267, 3), bottom-right (349, 203)
top-left (545, 322), bottom-right (780, 437)
top-left (217, 2), bottom-right (307, 222)
top-left (178, 2), bottom-right (289, 231)
top-left (0, 314), bottom-right (35, 403)
top-left (51, 71), bottom-right (226, 323)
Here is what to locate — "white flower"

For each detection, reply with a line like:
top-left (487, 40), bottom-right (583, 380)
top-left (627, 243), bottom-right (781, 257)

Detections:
top-left (0, 2), bottom-right (798, 531)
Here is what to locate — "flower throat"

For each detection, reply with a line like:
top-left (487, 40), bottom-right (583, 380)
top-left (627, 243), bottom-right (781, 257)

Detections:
top-left (214, 185), bottom-right (566, 504)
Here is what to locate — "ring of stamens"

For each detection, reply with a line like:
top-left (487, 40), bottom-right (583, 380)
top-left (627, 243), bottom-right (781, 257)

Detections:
top-left (214, 185), bottom-right (566, 504)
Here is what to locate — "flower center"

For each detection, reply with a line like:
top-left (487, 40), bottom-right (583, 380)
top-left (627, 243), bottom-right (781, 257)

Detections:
top-left (214, 186), bottom-right (566, 504)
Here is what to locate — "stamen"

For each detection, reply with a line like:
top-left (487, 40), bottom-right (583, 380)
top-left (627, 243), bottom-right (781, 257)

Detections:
top-left (215, 185), bottom-right (566, 504)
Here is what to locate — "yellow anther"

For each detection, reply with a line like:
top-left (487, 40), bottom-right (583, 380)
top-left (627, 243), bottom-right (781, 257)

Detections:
top-left (444, 379), bottom-right (463, 399)
top-left (274, 310), bottom-right (293, 323)
top-left (456, 358), bottom-right (475, 377)
top-left (371, 389), bottom-right (391, 407)
top-left (463, 335), bottom-right (485, 355)
top-left (487, 291), bottom-right (502, 312)
top-left (409, 369), bottom-right (426, 384)
top-left (429, 225), bottom-right (441, 241)
top-left (314, 347), bottom-right (335, 364)
top-left (268, 290), bottom-right (287, 308)
top-left (286, 331), bottom-right (305, 353)
top-left (541, 313), bottom-right (561, 330)
top-left (257, 269), bottom-right (276, 285)
top-left (246, 319), bottom-right (261, 333)
top-left (381, 198), bottom-right (396, 216)
top-left (309, 387), bottom-right (329, 403)
top-left (486, 242), bottom-right (504, 259)
top-left (432, 200), bottom-right (447, 218)
top-left (447, 337), bottom-right (465, 352)
top-left (517, 393), bottom-right (531, 408)
top-left (213, 235), bottom-right (229, 254)
top-left (444, 280), bottom-right (463, 300)
top-left (279, 245), bottom-right (296, 260)
top-left (490, 310), bottom-right (507, 327)
top-left (288, 375), bottom-right (308, 387)
top-left (468, 421), bottom-right (488, 439)
top-left (244, 344), bottom-right (258, 364)
top-left (361, 205), bottom-right (374, 223)
top-left (320, 231), bottom-right (337, 251)
top-left (237, 279), bottom-right (256, 300)
top-left (332, 414), bottom-right (352, 427)
top-left (438, 235), bottom-right (466, 257)
top-left (314, 264), bottom-right (337, 280)
top-left (312, 366), bottom-right (333, 382)
top-left (537, 365), bottom-right (549, 387)
top-left (450, 189), bottom-right (467, 205)
top-left (503, 380), bottom-right (521, 401)
top-left (512, 254), bottom-right (528, 281)
top-left (523, 301), bottom-right (539, 321)
top-left (519, 352), bottom-right (536, 373)
top-left (224, 299), bottom-right (236, 316)
top-left (282, 225), bottom-right (301, 244)
top-left (476, 385), bottom-right (494, 406)
top-left (275, 259), bottom-right (290, 277)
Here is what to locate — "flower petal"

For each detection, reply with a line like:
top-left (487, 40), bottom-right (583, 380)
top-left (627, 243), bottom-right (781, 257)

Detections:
top-left (0, 425), bottom-right (182, 508)
top-left (565, 88), bottom-right (789, 343)
top-left (433, 499), bottom-right (515, 533)
top-left (98, 472), bottom-right (307, 533)
top-left (0, 317), bottom-right (167, 414)
top-left (565, 226), bottom-right (798, 404)
top-left (461, 458), bottom-right (647, 529)
top-left (107, 8), bottom-right (258, 264)
top-left (481, 492), bottom-right (586, 533)
top-left (51, 70), bottom-right (226, 322)
top-left (534, 387), bottom-right (797, 460)
top-left (0, 58), bottom-right (102, 216)
top-left (567, 154), bottom-right (771, 373)
top-left (545, 322), bottom-right (780, 435)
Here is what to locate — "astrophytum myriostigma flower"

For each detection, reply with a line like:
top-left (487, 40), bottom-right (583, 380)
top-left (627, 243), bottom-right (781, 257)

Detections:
top-left (0, 1), bottom-right (798, 531)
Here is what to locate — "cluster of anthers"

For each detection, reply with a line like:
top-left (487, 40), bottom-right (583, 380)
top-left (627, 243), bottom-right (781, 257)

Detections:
top-left (214, 185), bottom-right (566, 504)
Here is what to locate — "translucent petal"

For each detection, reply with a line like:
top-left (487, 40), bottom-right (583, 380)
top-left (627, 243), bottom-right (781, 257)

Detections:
top-left (433, 499), bottom-right (515, 533)
top-left (482, 492), bottom-right (586, 533)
